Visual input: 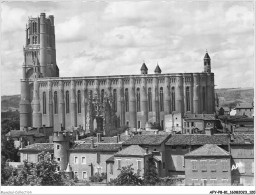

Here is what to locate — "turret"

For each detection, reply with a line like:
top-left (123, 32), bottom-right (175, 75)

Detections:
top-left (53, 131), bottom-right (71, 171)
top-left (140, 62), bottom-right (148, 74)
top-left (154, 64), bottom-right (162, 74)
top-left (40, 13), bottom-right (47, 77)
top-left (204, 51), bottom-right (211, 73)
top-left (32, 79), bottom-right (42, 128)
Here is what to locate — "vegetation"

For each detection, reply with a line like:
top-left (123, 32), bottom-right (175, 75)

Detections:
top-left (108, 165), bottom-right (143, 186)
top-left (89, 172), bottom-right (107, 182)
top-left (143, 158), bottom-right (160, 185)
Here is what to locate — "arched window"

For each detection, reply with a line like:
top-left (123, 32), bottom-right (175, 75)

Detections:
top-left (77, 90), bottom-right (81, 113)
top-left (171, 87), bottom-right (175, 112)
top-left (66, 91), bottom-right (70, 113)
top-left (43, 92), bottom-right (46, 114)
top-left (202, 86), bottom-right (206, 112)
top-left (101, 89), bottom-right (104, 103)
top-left (125, 88), bottom-right (129, 112)
top-left (136, 88), bottom-right (140, 112)
top-left (113, 89), bottom-right (117, 112)
top-left (186, 87), bottom-right (190, 112)
top-left (148, 88), bottom-right (152, 112)
top-left (35, 36), bottom-right (37, 44)
top-left (160, 87), bottom-right (164, 111)
top-left (34, 22), bottom-right (37, 33)
top-left (54, 91), bottom-right (58, 114)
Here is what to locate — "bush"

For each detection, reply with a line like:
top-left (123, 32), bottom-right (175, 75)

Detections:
top-left (89, 172), bottom-right (106, 182)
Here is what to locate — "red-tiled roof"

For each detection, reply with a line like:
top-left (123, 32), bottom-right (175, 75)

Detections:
top-left (19, 143), bottom-right (54, 152)
top-left (114, 145), bottom-right (147, 157)
top-left (185, 144), bottom-right (230, 157)
top-left (106, 156), bottom-right (114, 162)
top-left (70, 143), bottom-right (122, 152)
top-left (230, 133), bottom-right (254, 145)
top-left (123, 134), bottom-right (171, 146)
top-left (165, 134), bottom-right (229, 146)
top-left (236, 103), bottom-right (253, 109)
top-left (184, 114), bottom-right (216, 121)
top-left (6, 130), bottom-right (45, 138)
top-left (79, 135), bottom-right (130, 143)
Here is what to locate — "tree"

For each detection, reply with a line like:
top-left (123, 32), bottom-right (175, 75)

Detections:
top-left (143, 157), bottom-right (160, 185)
top-left (4, 151), bottom-right (63, 186)
top-left (1, 137), bottom-right (19, 162)
top-left (108, 165), bottom-right (143, 186)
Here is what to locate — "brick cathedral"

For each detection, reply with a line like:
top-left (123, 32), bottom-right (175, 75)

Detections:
top-left (20, 13), bottom-right (215, 134)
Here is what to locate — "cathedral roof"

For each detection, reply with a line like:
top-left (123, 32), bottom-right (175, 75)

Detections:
top-left (140, 62), bottom-right (148, 71)
top-left (154, 64), bottom-right (162, 73)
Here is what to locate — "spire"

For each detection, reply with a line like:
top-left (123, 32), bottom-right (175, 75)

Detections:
top-left (65, 163), bottom-right (72, 172)
top-left (204, 50), bottom-right (211, 59)
top-left (140, 62), bottom-right (148, 74)
top-left (154, 63), bottom-right (162, 74)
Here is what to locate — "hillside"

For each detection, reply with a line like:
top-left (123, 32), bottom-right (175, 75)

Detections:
top-left (1, 95), bottom-right (20, 111)
top-left (215, 87), bottom-right (254, 108)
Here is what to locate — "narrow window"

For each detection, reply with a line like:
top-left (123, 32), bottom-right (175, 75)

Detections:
top-left (221, 159), bottom-right (228, 172)
top-left (43, 92), bottom-right (46, 114)
top-left (186, 86), bottom-right (190, 111)
top-left (136, 88), bottom-right (140, 112)
top-left (101, 89), bottom-right (104, 103)
top-left (74, 172), bottom-right (78, 178)
top-left (148, 87), bottom-right (152, 112)
top-left (97, 153), bottom-right (100, 164)
top-left (66, 91), bottom-right (70, 113)
top-left (192, 160), bottom-right (198, 171)
top-left (56, 145), bottom-right (60, 150)
top-left (117, 159), bottom-right (121, 170)
top-left (210, 178), bottom-right (217, 186)
top-left (137, 160), bottom-right (142, 171)
top-left (125, 88), bottom-right (129, 112)
top-left (210, 160), bottom-right (217, 172)
top-left (74, 156), bottom-right (78, 164)
top-left (57, 158), bottom-right (61, 162)
top-left (113, 89), bottom-right (117, 112)
top-left (77, 90), bottom-right (81, 113)
top-left (200, 160), bottom-right (207, 172)
top-left (54, 91), bottom-right (58, 114)
top-left (110, 163), bottom-right (113, 174)
top-left (137, 121), bottom-right (141, 129)
top-left (160, 87), bottom-right (164, 111)
top-left (202, 86), bottom-right (206, 111)
top-left (171, 87), bottom-right (175, 111)
top-left (82, 172), bottom-right (87, 179)
top-left (82, 156), bottom-right (86, 164)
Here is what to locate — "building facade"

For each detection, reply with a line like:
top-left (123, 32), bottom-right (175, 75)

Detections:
top-left (20, 13), bottom-right (215, 134)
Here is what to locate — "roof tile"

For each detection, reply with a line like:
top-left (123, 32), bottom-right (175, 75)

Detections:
top-left (185, 144), bottom-right (230, 157)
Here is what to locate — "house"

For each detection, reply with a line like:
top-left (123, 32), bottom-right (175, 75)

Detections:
top-left (230, 133), bottom-right (254, 186)
top-left (6, 129), bottom-right (47, 148)
top-left (19, 131), bottom-right (122, 181)
top-left (183, 114), bottom-right (217, 135)
top-left (164, 112), bottom-right (183, 133)
top-left (106, 145), bottom-right (152, 182)
top-left (235, 103), bottom-right (254, 117)
top-left (122, 133), bottom-right (171, 177)
top-left (184, 144), bottom-right (231, 186)
top-left (165, 134), bottom-right (229, 183)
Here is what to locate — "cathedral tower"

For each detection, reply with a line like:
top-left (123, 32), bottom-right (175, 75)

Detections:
top-left (20, 13), bottom-right (59, 129)
top-left (204, 51), bottom-right (211, 73)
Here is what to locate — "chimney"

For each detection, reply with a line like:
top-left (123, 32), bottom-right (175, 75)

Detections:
top-left (145, 148), bottom-right (149, 155)
top-left (154, 130), bottom-right (158, 135)
top-left (91, 137), bottom-right (95, 148)
top-left (117, 134), bottom-right (121, 143)
top-left (125, 130), bottom-right (129, 136)
top-left (97, 133), bottom-right (101, 143)
top-left (76, 132), bottom-right (79, 141)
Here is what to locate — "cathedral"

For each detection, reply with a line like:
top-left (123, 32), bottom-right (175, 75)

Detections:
top-left (20, 13), bottom-right (215, 134)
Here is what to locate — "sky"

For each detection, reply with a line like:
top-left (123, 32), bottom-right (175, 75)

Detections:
top-left (1, 0), bottom-right (255, 95)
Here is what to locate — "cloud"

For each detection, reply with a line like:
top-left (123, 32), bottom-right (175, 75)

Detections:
top-left (0, 1), bottom-right (254, 95)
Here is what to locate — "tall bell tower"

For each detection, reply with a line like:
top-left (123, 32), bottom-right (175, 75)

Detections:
top-left (20, 13), bottom-right (59, 130)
